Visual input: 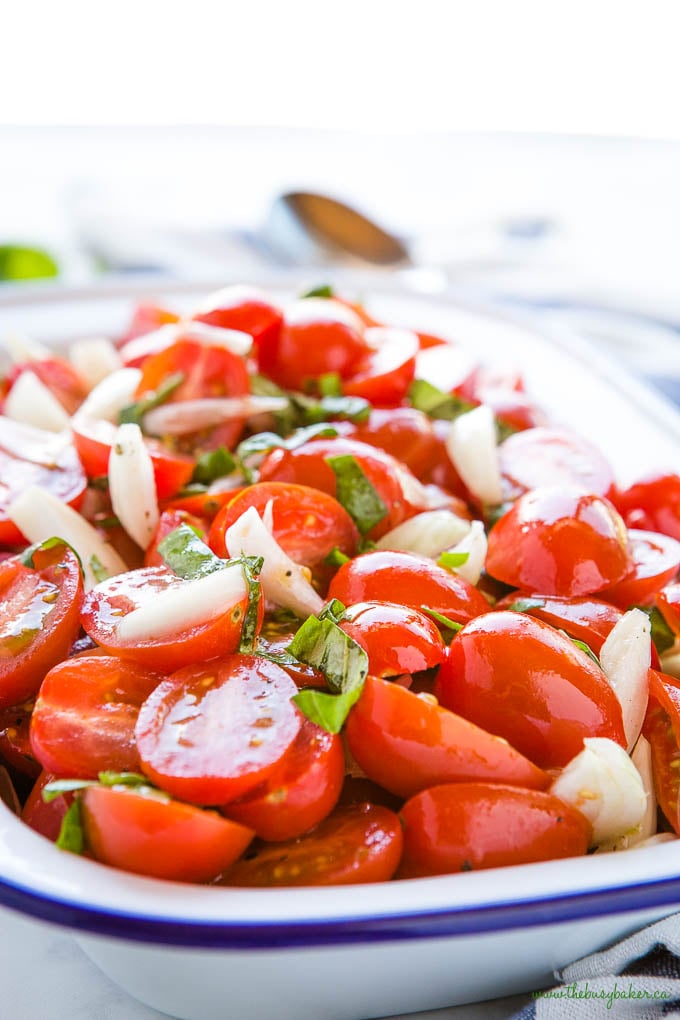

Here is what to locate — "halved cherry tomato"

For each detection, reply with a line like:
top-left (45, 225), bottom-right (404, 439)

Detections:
top-left (221, 718), bottom-right (344, 840)
top-left (494, 593), bottom-right (623, 654)
top-left (349, 407), bottom-right (440, 479)
top-left (436, 611), bottom-right (626, 768)
top-left (209, 482), bottom-right (359, 573)
top-left (613, 473), bottom-right (680, 541)
top-left (343, 327), bottom-right (418, 406)
top-left (345, 676), bottom-right (548, 798)
top-left (135, 655), bottom-right (301, 805)
top-left (30, 655), bottom-right (164, 778)
top-left (192, 285), bottom-right (283, 356)
top-left (6, 357), bottom-right (87, 416)
top-left (0, 544), bottom-right (83, 710)
top-left (328, 550), bottom-right (489, 625)
top-left (338, 602), bottom-right (446, 676)
top-left (486, 487), bottom-right (631, 596)
top-left (81, 784), bottom-right (254, 883)
top-left (22, 770), bottom-right (72, 842)
top-left (222, 802), bottom-right (403, 886)
top-left (399, 783), bottom-right (592, 877)
top-left (72, 417), bottom-right (195, 499)
top-left (0, 701), bottom-right (39, 777)
top-left (643, 695), bottom-right (680, 834)
top-left (145, 509), bottom-right (206, 568)
top-left (120, 302), bottom-right (180, 345)
top-left (161, 485), bottom-right (245, 521)
top-left (0, 419), bottom-right (88, 547)
top-left (80, 564), bottom-right (253, 672)
top-left (600, 529), bottom-right (680, 608)
top-left (499, 427), bottom-right (615, 500)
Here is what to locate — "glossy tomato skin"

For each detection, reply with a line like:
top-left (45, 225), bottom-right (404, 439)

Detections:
top-left (494, 593), bottom-right (623, 655)
top-left (0, 546), bottom-right (84, 710)
top-left (81, 785), bottom-right (254, 883)
top-left (30, 655), bottom-right (164, 778)
top-left (209, 482), bottom-right (359, 572)
top-left (338, 602), bottom-right (446, 676)
top-left (80, 565), bottom-right (252, 673)
top-left (600, 529), bottom-right (680, 608)
top-left (613, 473), bottom-right (680, 541)
top-left (657, 583), bottom-right (680, 635)
top-left (643, 695), bottom-right (680, 834)
top-left (135, 656), bottom-right (301, 805)
top-left (436, 611), bottom-right (627, 769)
top-left (498, 427), bottom-right (615, 500)
top-left (342, 327), bottom-right (418, 406)
top-left (192, 285), bottom-right (283, 353)
top-left (348, 407), bottom-right (440, 479)
top-left (22, 771), bottom-right (72, 842)
top-left (345, 676), bottom-right (548, 798)
top-left (399, 783), bottom-right (592, 878)
top-left (328, 550), bottom-right (490, 626)
top-left (222, 802), bottom-right (403, 887)
top-left (486, 486), bottom-right (631, 596)
top-left (221, 718), bottom-right (345, 841)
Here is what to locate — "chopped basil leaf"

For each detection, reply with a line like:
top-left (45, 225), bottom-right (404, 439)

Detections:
top-left (319, 372), bottom-right (342, 397)
top-left (0, 244), bottom-right (58, 281)
top-left (250, 374), bottom-right (297, 435)
top-left (237, 423), bottom-right (338, 480)
top-left (638, 605), bottom-right (676, 655)
top-left (326, 454), bottom-right (387, 535)
top-left (323, 546), bottom-right (351, 567)
top-left (318, 598), bottom-right (347, 624)
top-left (296, 394), bottom-right (370, 425)
top-left (437, 551), bottom-right (470, 570)
top-left (301, 284), bottom-right (334, 298)
top-left (192, 446), bottom-right (236, 485)
top-left (569, 636), bottom-right (601, 667)
top-left (98, 771), bottom-right (149, 788)
top-left (19, 536), bottom-right (83, 574)
top-left (292, 687), bottom-right (362, 734)
top-left (118, 372), bottom-right (184, 429)
top-left (496, 419), bottom-right (518, 444)
top-left (507, 597), bottom-right (546, 613)
top-left (422, 606), bottom-right (464, 634)
top-left (255, 645), bottom-right (300, 668)
top-left (55, 800), bottom-right (85, 854)
top-left (89, 554), bottom-right (109, 584)
top-left (238, 557), bottom-right (263, 655)
top-left (42, 778), bottom-right (97, 803)
top-left (158, 524), bottom-right (224, 579)
top-left (408, 379), bottom-right (474, 421)
top-left (287, 610), bottom-right (367, 696)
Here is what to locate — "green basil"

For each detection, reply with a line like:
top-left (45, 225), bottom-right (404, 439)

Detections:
top-left (292, 687), bottom-right (362, 734)
top-left (192, 446), bottom-right (236, 485)
top-left (506, 597), bottom-right (546, 613)
top-left (55, 800), bottom-right (85, 854)
top-left (408, 379), bottom-right (474, 421)
top-left (326, 454), bottom-right (387, 535)
top-left (323, 546), bottom-right (351, 567)
top-left (158, 524), bottom-right (225, 579)
top-left (118, 372), bottom-right (184, 429)
top-left (422, 606), bottom-right (464, 634)
top-left (300, 284), bottom-right (334, 298)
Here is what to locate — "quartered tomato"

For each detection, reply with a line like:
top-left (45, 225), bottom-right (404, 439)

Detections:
top-left (135, 655), bottom-right (301, 805)
top-left (221, 717), bottom-right (344, 841)
top-left (399, 783), bottom-right (592, 877)
top-left (436, 611), bottom-right (627, 768)
top-left (81, 784), bottom-right (254, 882)
top-left (613, 473), bottom-right (680, 541)
top-left (601, 529), bottom-right (680, 608)
top-left (345, 676), bottom-right (548, 798)
top-left (222, 802), bottom-right (403, 886)
top-left (498, 427), bottom-right (615, 500)
top-left (0, 544), bottom-right (83, 710)
top-left (486, 486), bottom-right (631, 596)
top-left (30, 655), bottom-right (164, 778)
top-left (494, 593), bottom-right (623, 654)
top-left (338, 602), bottom-right (446, 676)
top-left (328, 550), bottom-right (489, 625)
top-left (80, 563), bottom-right (253, 672)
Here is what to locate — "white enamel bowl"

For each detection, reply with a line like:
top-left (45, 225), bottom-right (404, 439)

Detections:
top-left (1, 276), bottom-right (679, 1020)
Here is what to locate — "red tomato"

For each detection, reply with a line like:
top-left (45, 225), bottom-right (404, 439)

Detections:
top-left (345, 676), bottom-right (548, 798)
top-left (600, 529), bottom-right (680, 608)
top-left (259, 300), bottom-right (369, 391)
top-left (81, 785), bottom-right (254, 883)
top-left (0, 419), bottom-right (88, 547)
top-left (30, 656), bottom-right (164, 778)
top-left (222, 802), bottom-right (403, 886)
top-left (221, 718), bottom-right (344, 841)
top-left (657, 583), bottom-right (680, 635)
top-left (254, 633), bottom-right (326, 690)
top-left (399, 783), bottom-right (592, 877)
top-left (22, 771), bottom-right (72, 842)
top-left (0, 545), bottom-right (83, 710)
top-left (135, 655), bottom-right (301, 805)
top-left (328, 550), bottom-right (490, 626)
top-left (350, 407), bottom-right (440, 479)
top-left (145, 509), bottom-right (206, 568)
top-left (338, 601), bottom-right (446, 676)
top-left (499, 427), bottom-right (615, 499)
top-left (494, 593), bottom-right (623, 654)
top-left (486, 487), bottom-right (631, 596)
top-left (613, 473), bottom-right (680, 541)
top-left (120, 302), bottom-right (180, 345)
top-left (6, 358), bottom-right (87, 416)
top-left (192, 285), bottom-right (283, 355)
top-left (161, 486), bottom-right (244, 521)
top-left (643, 697), bottom-right (680, 834)
top-left (0, 702), bottom-right (39, 777)
top-left (72, 417), bottom-right (195, 499)
top-left (209, 482), bottom-right (359, 572)
top-left (80, 564), bottom-right (252, 672)
top-left (258, 437), bottom-right (425, 540)
top-left (343, 327), bottom-right (418, 406)
top-left (436, 611), bottom-right (627, 768)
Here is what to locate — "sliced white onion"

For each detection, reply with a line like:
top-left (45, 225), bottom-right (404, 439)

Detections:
top-left (0, 416), bottom-right (70, 467)
top-left (72, 367), bottom-right (142, 424)
top-left (116, 563), bottom-right (247, 643)
top-left (108, 424), bottom-right (159, 550)
top-left (2, 332), bottom-right (51, 363)
top-left (225, 506), bottom-right (324, 619)
top-left (4, 371), bottom-right (71, 432)
top-left (7, 486), bottom-right (127, 590)
top-left (180, 321), bottom-right (252, 356)
top-left (68, 337), bottom-right (122, 390)
top-left (660, 645), bottom-right (680, 679)
top-left (393, 464), bottom-right (432, 509)
top-left (443, 520), bottom-right (487, 585)
top-left (600, 608), bottom-right (651, 750)
top-left (596, 735), bottom-right (657, 851)
top-left (376, 509), bottom-right (471, 557)
top-left (120, 323), bottom-right (181, 366)
top-left (445, 404), bottom-right (503, 505)
top-left (550, 737), bottom-right (647, 847)
top-left (284, 297), bottom-right (364, 332)
top-left (142, 395), bottom-right (288, 436)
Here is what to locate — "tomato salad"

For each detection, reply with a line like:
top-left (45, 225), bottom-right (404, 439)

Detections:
top-left (2, 283), bottom-right (680, 886)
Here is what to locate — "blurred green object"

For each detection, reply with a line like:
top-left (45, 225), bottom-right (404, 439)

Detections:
top-left (0, 245), bottom-right (59, 281)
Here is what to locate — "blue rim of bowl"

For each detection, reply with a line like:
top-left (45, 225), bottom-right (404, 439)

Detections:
top-left (1, 871), bottom-right (679, 947)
